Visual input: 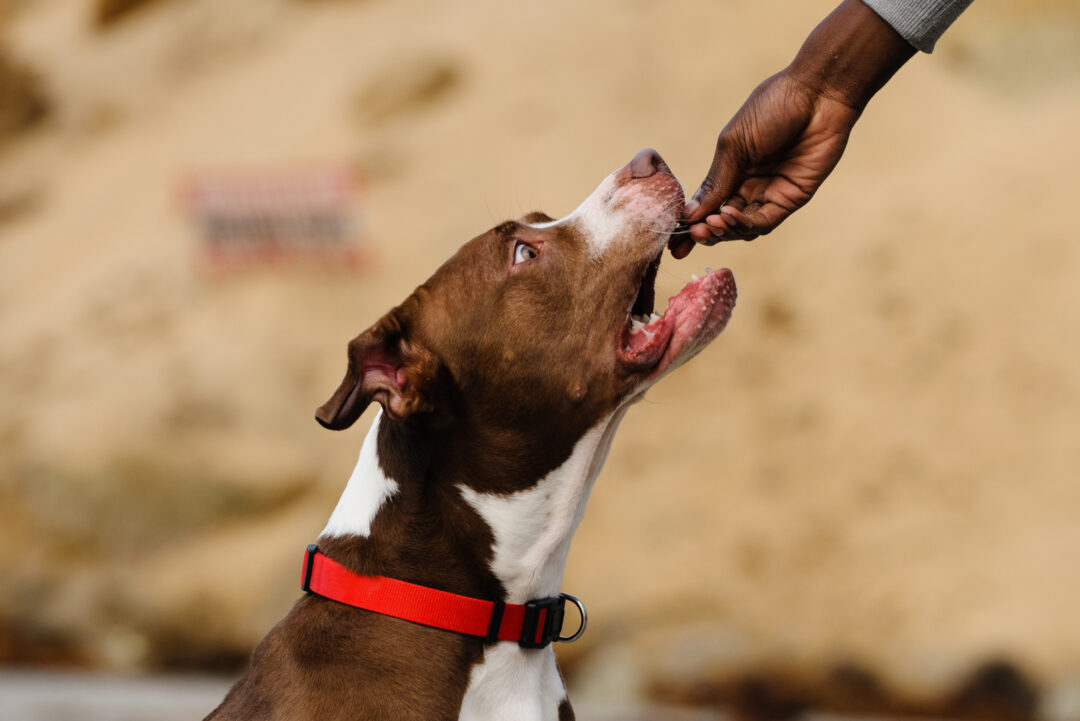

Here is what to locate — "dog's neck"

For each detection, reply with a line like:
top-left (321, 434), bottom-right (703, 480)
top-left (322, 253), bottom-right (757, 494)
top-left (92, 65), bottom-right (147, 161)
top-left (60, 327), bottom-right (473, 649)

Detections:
top-left (318, 408), bottom-right (630, 598)
top-left (320, 413), bottom-right (401, 544)
top-left (316, 408), bottom-right (629, 720)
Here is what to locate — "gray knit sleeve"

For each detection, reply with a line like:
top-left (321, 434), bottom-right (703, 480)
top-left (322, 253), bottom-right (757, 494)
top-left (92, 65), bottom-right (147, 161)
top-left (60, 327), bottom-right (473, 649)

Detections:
top-left (861, 0), bottom-right (974, 52)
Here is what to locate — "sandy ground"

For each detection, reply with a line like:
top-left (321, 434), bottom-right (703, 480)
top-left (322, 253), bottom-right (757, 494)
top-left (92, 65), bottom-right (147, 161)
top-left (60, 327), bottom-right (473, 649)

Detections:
top-left (1, 0), bottom-right (1080, 715)
top-left (0, 671), bottom-right (733, 721)
top-left (0, 672), bottom-right (236, 721)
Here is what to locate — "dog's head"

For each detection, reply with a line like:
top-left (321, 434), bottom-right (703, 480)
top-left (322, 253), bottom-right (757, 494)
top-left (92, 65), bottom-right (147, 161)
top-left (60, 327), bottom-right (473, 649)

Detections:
top-left (316, 149), bottom-right (736, 451)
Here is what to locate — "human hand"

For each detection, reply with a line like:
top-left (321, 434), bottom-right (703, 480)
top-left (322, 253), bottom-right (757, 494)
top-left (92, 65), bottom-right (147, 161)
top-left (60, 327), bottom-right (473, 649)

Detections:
top-left (671, 72), bottom-right (859, 256)
top-left (671, 0), bottom-right (914, 258)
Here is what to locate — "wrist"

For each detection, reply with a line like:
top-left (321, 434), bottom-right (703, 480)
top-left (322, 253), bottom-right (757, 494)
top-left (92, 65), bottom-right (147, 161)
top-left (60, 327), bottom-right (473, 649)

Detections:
top-left (784, 0), bottom-right (915, 110)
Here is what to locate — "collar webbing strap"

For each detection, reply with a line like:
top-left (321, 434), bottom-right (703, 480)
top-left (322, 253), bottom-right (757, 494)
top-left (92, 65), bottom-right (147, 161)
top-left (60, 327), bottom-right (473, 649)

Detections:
top-left (301, 545), bottom-right (573, 649)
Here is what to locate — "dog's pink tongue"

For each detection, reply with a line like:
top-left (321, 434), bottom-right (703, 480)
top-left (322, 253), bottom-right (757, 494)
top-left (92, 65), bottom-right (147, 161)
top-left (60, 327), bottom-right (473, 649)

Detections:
top-left (621, 314), bottom-right (673, 367)
top-left (619, 269), bottom-right (734, 370)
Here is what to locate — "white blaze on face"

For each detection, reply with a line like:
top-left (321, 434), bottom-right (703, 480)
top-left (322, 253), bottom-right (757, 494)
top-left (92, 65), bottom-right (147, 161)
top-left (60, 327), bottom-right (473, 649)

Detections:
top-left (528, 171), bottom-right (675, 260)
top-left (319, 411), bottom-right (399, 540)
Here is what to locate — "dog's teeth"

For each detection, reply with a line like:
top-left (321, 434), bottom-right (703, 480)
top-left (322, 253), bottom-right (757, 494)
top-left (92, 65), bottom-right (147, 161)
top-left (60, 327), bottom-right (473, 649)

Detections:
top-left (630, 319), bottom-right (646, 334)
top-left (691, 274), bottom-right (700, 281)
top-left (649, 313), bottom-right (662, 323)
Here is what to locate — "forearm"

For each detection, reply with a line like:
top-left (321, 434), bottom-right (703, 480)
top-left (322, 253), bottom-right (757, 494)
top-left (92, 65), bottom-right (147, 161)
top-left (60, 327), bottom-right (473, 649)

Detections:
top-left (784, 0), bottom-right (916, 111)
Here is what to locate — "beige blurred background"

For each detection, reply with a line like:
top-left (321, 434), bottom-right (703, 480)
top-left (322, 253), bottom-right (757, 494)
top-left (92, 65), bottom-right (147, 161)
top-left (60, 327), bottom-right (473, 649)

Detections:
top-left (1, 0), bottom-right (1079, 718)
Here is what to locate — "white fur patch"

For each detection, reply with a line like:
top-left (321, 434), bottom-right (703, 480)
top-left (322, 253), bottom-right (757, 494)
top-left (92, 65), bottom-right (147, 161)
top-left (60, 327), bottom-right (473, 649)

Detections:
top-left (458, 411), bottom-right (624, 601)
top-left (457, 409), bottom-right (629, 720)
top-left (319, 411), bottom-right (399, 539)
top-left (457, 644), bottom-right (566, 721)
top-left (528, 173), bottom-right (621, 260)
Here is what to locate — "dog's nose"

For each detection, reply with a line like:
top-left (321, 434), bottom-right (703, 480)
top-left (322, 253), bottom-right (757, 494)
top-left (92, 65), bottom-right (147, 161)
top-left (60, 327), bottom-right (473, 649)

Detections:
top-left (629, 148), bottom-right (670, 179)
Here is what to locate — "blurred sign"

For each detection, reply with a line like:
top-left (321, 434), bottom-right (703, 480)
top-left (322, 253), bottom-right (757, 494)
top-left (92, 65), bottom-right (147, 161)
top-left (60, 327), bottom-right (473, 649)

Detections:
top-left (182, 165), bottom-right (369, 271)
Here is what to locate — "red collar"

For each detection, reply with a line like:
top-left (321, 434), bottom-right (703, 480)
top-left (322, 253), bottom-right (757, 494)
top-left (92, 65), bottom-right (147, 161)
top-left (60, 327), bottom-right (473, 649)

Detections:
top-left (301, 545), bottom-right (586, 649)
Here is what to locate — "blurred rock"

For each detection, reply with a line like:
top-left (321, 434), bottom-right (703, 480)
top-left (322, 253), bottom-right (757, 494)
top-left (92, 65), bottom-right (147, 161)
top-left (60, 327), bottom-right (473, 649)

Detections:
top-left (0, 49), bottom-right (48, 141)
top-left (353, 55), bottom-right (464, 126)
top-left (93, 0), bottom-right (172, 28)
top-left (945, 660), bottom-right (1040, 721)
top-left (643, 646), bottom-right (1045, 721)
top-left (0, 183), bottom-right (43, 224)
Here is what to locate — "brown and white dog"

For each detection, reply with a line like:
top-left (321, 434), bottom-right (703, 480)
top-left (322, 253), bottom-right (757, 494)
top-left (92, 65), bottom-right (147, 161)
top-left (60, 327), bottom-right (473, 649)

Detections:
top-left (205, 149), bottom-right (736, 721)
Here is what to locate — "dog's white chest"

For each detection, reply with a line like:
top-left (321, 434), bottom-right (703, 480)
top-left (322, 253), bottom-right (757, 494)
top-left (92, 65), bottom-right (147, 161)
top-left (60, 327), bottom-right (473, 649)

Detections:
top-left (458, 645), bottom-right (565, 721)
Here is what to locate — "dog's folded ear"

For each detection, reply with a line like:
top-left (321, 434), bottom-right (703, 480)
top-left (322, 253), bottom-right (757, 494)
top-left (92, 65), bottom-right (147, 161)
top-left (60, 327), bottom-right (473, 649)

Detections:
top-left (315, 311), bottom-right (442, 430)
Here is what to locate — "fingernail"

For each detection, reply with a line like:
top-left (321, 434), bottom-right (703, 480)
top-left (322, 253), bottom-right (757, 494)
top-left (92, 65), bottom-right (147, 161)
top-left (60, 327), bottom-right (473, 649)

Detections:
top-left (684, 200), bottom-right (699, 217)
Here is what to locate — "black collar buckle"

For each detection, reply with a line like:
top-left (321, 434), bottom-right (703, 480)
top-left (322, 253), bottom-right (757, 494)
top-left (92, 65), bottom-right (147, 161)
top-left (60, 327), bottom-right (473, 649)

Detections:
top-left (301, 544), bottom-right (318, 593)
top-left (518, 596), bottom-right (566, 649)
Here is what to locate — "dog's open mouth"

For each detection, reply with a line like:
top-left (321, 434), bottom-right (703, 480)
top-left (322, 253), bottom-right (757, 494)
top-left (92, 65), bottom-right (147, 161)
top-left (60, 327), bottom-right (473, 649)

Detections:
top-left (618, 253), bottom-right (737, 375)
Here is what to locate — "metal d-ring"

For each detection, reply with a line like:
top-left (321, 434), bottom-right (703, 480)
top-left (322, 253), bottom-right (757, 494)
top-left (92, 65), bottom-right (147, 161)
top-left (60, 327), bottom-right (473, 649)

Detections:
top-left (556, 593), bottom-right (587, 643)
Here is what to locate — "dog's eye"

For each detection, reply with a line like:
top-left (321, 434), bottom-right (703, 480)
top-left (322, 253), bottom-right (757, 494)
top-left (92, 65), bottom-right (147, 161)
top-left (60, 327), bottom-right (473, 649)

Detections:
top-left (513, 242), bottom-right (539, 264)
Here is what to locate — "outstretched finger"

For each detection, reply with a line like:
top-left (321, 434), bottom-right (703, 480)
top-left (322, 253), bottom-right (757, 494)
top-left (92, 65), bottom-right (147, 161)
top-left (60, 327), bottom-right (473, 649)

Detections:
top-left (684, 135), bottom-right (746, 224)
top-left (718, 202), bottom-right (791, 238)
top-left (669, 220), bottom-right (725, 257)
top-left (666, 217), bottom-right (737, 256)
top-left (668, 236), bottom-right (695, 259)
top-left (682, 195), bottom-right (744, 244)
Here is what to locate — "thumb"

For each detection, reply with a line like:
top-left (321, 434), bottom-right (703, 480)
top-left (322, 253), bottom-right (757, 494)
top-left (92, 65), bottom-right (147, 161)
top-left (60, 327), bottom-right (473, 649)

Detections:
top-left (684, 136), bottom-right (744, 223)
